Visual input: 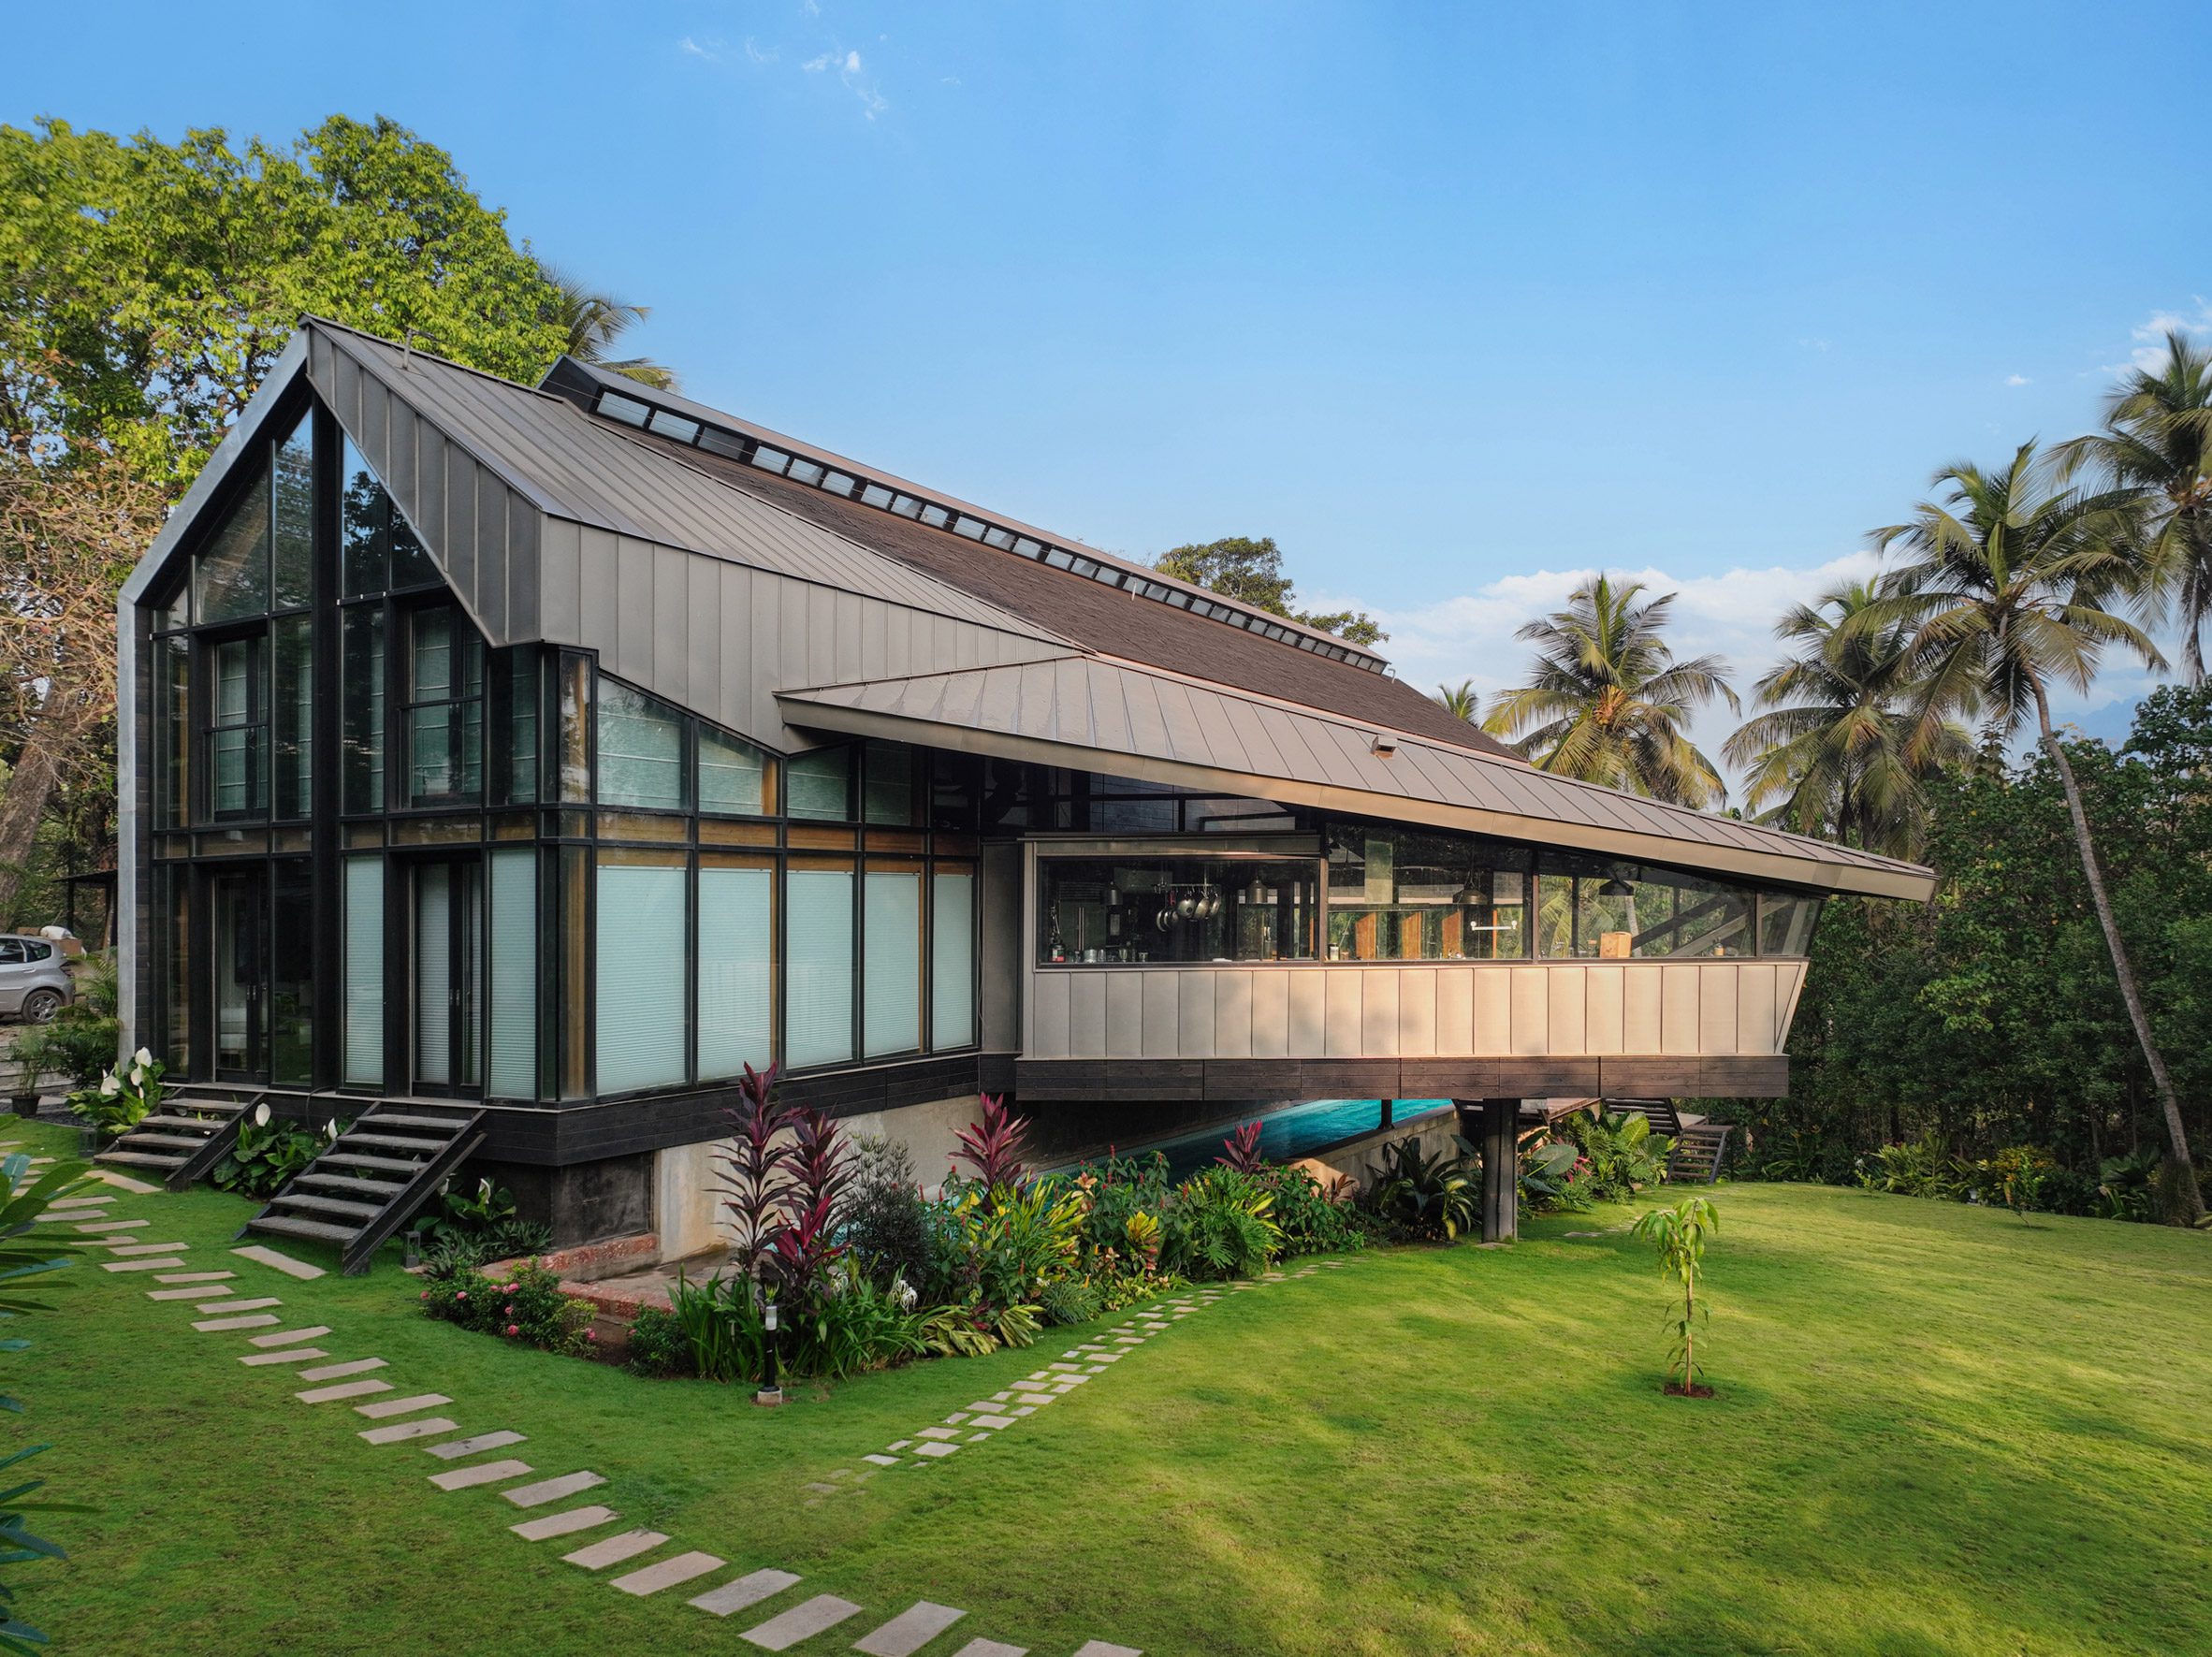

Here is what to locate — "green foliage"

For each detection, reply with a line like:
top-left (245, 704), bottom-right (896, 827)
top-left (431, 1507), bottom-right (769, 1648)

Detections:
top-left (1359, 1134), bottom-right (1479, 1241)
top-left (1162, 1166), bottom-right (1280, 1280)
top-left (65, 1049), bottom-right (162, 1137)
top-left (1037, 1276), bottom-right (1102, 1327)
top-left (1153, 535), bottom-right (1386, 646)
top-left (1255, 1164), bottom-right (1372, 1257)
top-left (837, 1134), bottom-right (933, 1289)
top-left (785, 1260), bottom-right (930, 1381)
top-left (1857, 1136), bottom-right (1968, 1201)
top-left (211, 1108), bottom-right (323, 1199)
top-left (1562, 1107), bottom-right (1672, 1201)
top-left (1632, 1195), bottom-right (1720, 1393)
top-left (1518, 1137), bottom-right (1591, 1213)
top-left (666, 1272), bottom-right (768, 1385)
top-left (623, 1305), bottom-right (693, 1379)
top-left (420, 1261), bottom-right (594, 1358)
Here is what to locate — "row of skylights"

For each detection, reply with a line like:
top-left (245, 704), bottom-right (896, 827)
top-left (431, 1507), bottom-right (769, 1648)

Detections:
top-left (590, 386), bottom-right (1391, 674)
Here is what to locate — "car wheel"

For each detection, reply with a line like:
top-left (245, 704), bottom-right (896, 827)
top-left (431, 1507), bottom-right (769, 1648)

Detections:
top-left (18, 990), bottom-right (61, 1025)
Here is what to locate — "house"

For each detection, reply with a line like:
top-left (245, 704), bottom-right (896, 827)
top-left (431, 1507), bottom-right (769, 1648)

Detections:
top-left (113, 318), bottom-right (1934, 1255)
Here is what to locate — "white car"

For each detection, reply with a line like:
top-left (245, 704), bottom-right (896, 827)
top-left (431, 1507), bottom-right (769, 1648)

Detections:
top-left (0, 936), bottom-right (74, 1024)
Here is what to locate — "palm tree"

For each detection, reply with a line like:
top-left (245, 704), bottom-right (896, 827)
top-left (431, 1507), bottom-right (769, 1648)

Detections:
top-left (1433, 680), bottom-right (1479, 723)
top-left (538, 261), bottom-right (677, 390)
top-left (1869, 442), bottom-right (2202, 1222)
top-left (2056, 327), bottom-right (2212, 685)
top-left (1481, 576), bottom-right (1739, 807)
top-left (1722, 574), bottom-right (1972, 858)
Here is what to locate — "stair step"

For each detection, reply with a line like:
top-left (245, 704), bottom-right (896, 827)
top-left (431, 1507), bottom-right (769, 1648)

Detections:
top-left (295, 1170), bottom-right (408, 1192)
top-left (95, 1150), bottom-right (189, 1169)
top-left (270, 1192), bottom-right (386, 1221)
top-left (246, 1214), bottom-right (360, 1245)
top-left (167, 1098), bottom-right (250, 1115)
top-left (360, 1112), bottom-right (470, 1134)
top-left (316, 1152), bottom-right (439, 1175)
top-left (136, 1114), bottom-right (229, 1133)
top-left (340, 1132), bottom-right (452, 1155)
top-left (114, 1131), bottom-right (218, 1152)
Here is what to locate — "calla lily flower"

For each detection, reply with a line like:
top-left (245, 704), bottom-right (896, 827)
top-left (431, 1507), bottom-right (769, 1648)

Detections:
top-left (99, 1071), bottom-right (120, 1097)
top-left (254, 1102), bottom-right (271, 1127)
top-left (133, 1048), bottom-right (153, 1068)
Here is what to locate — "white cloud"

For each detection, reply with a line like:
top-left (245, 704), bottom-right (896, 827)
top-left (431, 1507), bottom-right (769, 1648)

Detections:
top-left (845, 50), bottom-right (862, 72)
top-left (744, 37), bottom-right (778, 64)
top-left (2109, 300), bottom-right (2212, 375)
top-left (802, 51), bottom-right (833, 71)
top-left (678, 36), bottom-right (720, 61)
top-left (2006, 373), bottom-right (2030, 386)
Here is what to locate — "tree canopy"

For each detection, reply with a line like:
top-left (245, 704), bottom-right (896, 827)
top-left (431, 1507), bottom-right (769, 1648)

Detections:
top-left (1153, 535), bottom-right (1387, 647)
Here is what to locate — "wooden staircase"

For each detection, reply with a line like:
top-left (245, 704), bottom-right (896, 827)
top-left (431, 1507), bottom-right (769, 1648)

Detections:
top-left (240, 1103), bottom-right (486, 1275)
top-left (1610, 1099), bottom-right (1732, 1185)
top-left (95, 1093), bottom-right (252, 1192)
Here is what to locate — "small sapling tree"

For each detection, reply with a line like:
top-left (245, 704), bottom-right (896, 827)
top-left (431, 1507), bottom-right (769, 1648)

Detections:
top-left (1631, 1195), bottom-right (1719, 1397)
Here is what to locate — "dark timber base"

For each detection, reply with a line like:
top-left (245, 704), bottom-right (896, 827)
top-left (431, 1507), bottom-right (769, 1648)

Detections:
top-left (1456, 1098), bottom-right (1520, 1243)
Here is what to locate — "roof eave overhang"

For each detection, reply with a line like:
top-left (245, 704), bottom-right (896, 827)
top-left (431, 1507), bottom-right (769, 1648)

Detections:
top-left (776, 691), bottom-right (1938, 903)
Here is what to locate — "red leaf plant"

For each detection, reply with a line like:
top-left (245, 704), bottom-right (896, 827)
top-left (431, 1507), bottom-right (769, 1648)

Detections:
top-left (952, 1093), bottom-right (1031, 1191)
top-left (1217, 1120), bottom-right (1265, 1174)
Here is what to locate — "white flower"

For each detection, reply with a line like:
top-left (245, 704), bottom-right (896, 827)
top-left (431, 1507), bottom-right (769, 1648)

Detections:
top-left (326, 1119), bottom-right (342, 1141)
top-left (128, 1066), bottom-right (145, 1087)
top-left (99, 1071), bottom-right (120, 1097)
top-left (133, 1048), bottom-right (153, 1068)
top-left (254, 1103), bottom-right (271, 1127)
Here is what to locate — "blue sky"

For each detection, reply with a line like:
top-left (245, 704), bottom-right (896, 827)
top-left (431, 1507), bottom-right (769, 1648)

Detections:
top-left (10, 1), bottom-right (2211, 780)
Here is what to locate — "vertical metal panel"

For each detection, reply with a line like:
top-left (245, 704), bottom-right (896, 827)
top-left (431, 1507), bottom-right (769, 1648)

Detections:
top-left (1031, 968), bottom-right (1070, 1059)
top-left (1508, 968), bottom-right (1549, 1055)
top-left (828, 590), bottom-right (862, 685)
top-left (1699, 964), bottom-right (1739, 1054)
top-left (415, 423), bottom-right (446, 579)
top-left (859, 599), bottom-right (889, 685)
top-left (1737, 963), bottom-right (1777, 1056)
top-left (979, 843), bottom-right (1023, 1052)
top-left (616, 538), bottom-right (655, 680)
top-left (386, 399), bottom-right (419, 519)
top-left (1584, 967), bottom-right (1624, 1054)
top-left (442, 446), bottom-right (478, 609)
top-left (1398, 968), bottom-right (1436, 1057)
top-left (755, 573), bottom-right (791, 739)
top-left (1178, 972), bottom-right (1216, 1059)
top-left (1105, 972), bottom-right (1143, 1058)
top-left (1623, 965), bottom-right (1663, 1052)
top-left (1472, 968), bottom-right (1511, 1051)
top-left (476, 481), bottom-right (510, 637)
top-left (1546, 966), bottom-right (1585, 1055)
top-left (1436, 968), bottom-right (1475, 1054)
top-left (1249, 969), bottom-right (1288, 1058)
top-left (1361, 971), bottom-right (1400, 1057)
top-left (651, 544), bottom-right (690, 705)
top-left (1067, 973), bottom-right (1107, 1058)
top-left (717, 565), bottom-right (752, 731)
top-left (1661, 967), bottom-right (1700, 1054)
top-left (1323, 971), bottom-right (1362, 1057)
top-left (1142, 970), bottom-right (1181, 1057)
top-left (686, 557), bottom-right (720, 718)
top-left (577, 528), bottom-right (619, 655)
top-left (346, 356), bottom-right (382, 471)
top-left (1287, 969), bottom-right (1326, 1054)
top-left (540, 518), bottom-right (583, 643)
top-left (807, 586), bottom-right (837, 689)
top-left (507, 487), bottom-right (541, 639)
top-left (1213, 969), bottom-right (1253, 1058)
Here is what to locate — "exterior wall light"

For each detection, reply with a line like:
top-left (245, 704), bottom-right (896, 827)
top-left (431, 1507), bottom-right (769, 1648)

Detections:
top-left (1370, 733), bottom-right (1399, 757)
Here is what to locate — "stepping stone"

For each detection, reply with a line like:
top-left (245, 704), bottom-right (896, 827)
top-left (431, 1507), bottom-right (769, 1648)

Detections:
top-left (239, 1348), bottom-right (327, 1366)
top-left (510, 1504), bottom-right (617, 1541)
top-left (1016, 1394), bottom-right (1055, 1407)
top-left (94, 1170), bottom-right (161, 1193)
top-left (195, 1314), bottom-right (281, 1331)
top-left (503, 1471), bottom-right (605, 1507)
top-left (105, 1241), bottom-right (191, 1256)
top-left (360, 1417), bottom-right (459, 1445)
top-left (943, 1412), bottom-right (969, 1425)
top-left (1009, 1406), bottom-right (1034, 1417)
top-left (73, 1218), bottom-right (149, 1232)
top-left (148, 1286), bottom-right (223, 1301)
top-left (1090, 1353), bottom-right (1122, 1363)
top-left (912, 1442), bottom-right (958, 1460)
top-left (1071, 1645), bottom-right (1142, 1657)
top-left (102, 1257), bottom-right (185, 1272)
top-left (355, 1393), bottom-right (451, 1419)
top-left (51, 1195), bottom-right (113, 1207)
top-left (611, 1551), bottom-right (724, 1596)
top-left (429, 1460), bottom-right (533, 1491)
top-left (427, 1431), bottom-right (526, 1461)
top-left (969, 1414), bottom-right (1016, 1430)
top-left (862, 1453), bottom-right (900, 1467)
top-left (742, 1594), bottom-right (862, 1650)
top-left (966, 1432), bottom-right (994, 1444)
top-left (888, 1440), bottom-right (913, 1452)
top-left (563, 1529), bottom-right (665, 1570)
top-left (249, 1326), bottom-right (330, 1347)
top-left (689, 1567), bottom-right (800, 1617)
top-left (298, 1359), bottom-right (387, 1382)
top-left (916, 1428), bottom-right (959, 1441)
top-left (854, 1601), bottom-right (966, 1655)
top-left (1084, 1367), bottom-right (1109, 1376)
top-left (1048, 1363), bottom-right (1084, 1373)
top-left (231, 1244), bottom-right (325, 1279)
top-left (965, 1403), bottom-right (999, 1414)
top-left (1056, 1374), bottom-right (1091, 1387)
top-left (298, 1379), bottom-right (394, 1403)
top-left (156, 1271), bottom-right (233, 1283)
top-left (196, 1297), bottom-right (281, 1315)
top-left (951, 1642), bottom-right (1027, 1657)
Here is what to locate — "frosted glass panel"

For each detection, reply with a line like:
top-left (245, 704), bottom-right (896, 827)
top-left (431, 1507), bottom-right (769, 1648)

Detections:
top-left (415, 864), bottom-right (452, 1086)
top-left (864, 867), bottom-right (922, 1057)
top-left (698, 865), bottom-right (773, 1079)
top-left (488, 850), bottom-right (536, 1097)
top-left (787, 749), bottom-right (851, 821)
top-left (932, 870), bottom-right (976, 1051)
top-left (786, 868), bottom-right (853, 1067)
top-left (597, 680), bottom-right (686, 811)
top-left (343, 858), bottom-right (384, 1086)
top-left (596, 862), bottom-right (687, 1093)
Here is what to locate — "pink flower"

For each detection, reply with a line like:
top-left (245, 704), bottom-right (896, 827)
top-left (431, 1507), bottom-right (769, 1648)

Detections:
top-left (419, 1289), bottom-right (429, 1301)
top-left (456, 1290), bottom-right (468, 1300)
top-left (584, 1329), bottom-right (597, 1343)
top-left (504, 1324), bottom-right (520, 1337)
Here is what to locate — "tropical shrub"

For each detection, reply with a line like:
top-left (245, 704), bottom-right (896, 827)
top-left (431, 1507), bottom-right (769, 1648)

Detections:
top-left (1562, 1107), bottom-right (1672, 1200)
top-left (1855, 1136), bottom-right (1968, 1200)
top-left (1217, 1120), bottom-right (1264, 1173)
top-left (419, 1260), bottom-right (595, 1357)
top-left (1258, 1164), bottom-right (1371, 1257)
top-left (67, 1048), bottom-right (164, 1138)
top-left (1632, 1195), bottom-right (1720, 1397)
top-left (787, 1259), bottom-right (928, 1380)
top-left (1519, 1137), bottom-right (1590, 1213)
top-left (416, 1176), bottom-right (551, 1265)
top-left (839, 1135), bottom-right (933, 1288)
top-left (27, 1010), bottom-right (118, 1093)
top-left (624, 1304), bottom-right (693, 1378)
top-left (1164, 1165), bottom-right (1279, 1279)
top-left (211, 1105), bottom-right (326, 1199)
top-left (1360, 1134), bottom-right (1479, 1241)
top-left (951, 1093), bottom-right (1031, 1190)
top-left (667, 1272), bottom-right (768, 1384)
top-left (1037, 1276), bottom-right (1102, 1327)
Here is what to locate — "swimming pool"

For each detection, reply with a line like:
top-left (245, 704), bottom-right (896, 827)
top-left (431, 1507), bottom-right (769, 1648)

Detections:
top-left (1068, 1097), bottom-right (1455, 1178)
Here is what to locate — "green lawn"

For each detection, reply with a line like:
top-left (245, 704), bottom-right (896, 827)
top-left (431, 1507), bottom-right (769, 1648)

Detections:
top-left (15, 1115), bottom-right (2212, 1656)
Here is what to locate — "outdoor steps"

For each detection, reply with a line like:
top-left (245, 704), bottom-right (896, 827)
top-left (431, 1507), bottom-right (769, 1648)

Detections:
top-left (240, 1104), bottom-right (485, 1276)
top-left (1667, 1124), bottom-right (1731, 1185)
top-left (94, 1094), bottom-right (251, 1192)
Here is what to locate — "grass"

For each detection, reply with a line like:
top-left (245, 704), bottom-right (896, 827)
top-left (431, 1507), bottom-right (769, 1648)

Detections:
top-left (13, 1114), bottom-right (2212, 1655)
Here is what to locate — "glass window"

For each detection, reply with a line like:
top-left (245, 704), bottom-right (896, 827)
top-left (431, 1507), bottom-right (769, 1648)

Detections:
top-left (698, 858), bottom-right (774, 1079)
top-left (496, 647), bottom-right (540, 805)
top-left (1326, 830), bottom-right (1530, 961)
top-left (196, 464), bottom-right (271, 624)
top-left (596, 679), bottom-right (687, 811)
top-left (931, 867), bottom-right (976, 1050)
top-left (863, 862), bottom-right (923, 1057)
top-left (154, 635), bottom-right (191, 829)
top-left (157, 864), bottom-right (191, 1073)
top-left (342, 606), bottom-right (386, 813)
top-left (1038, 855), bottom-right (1320, 965)
top-left (342, 438), bottom-right (436, 597)
top-left (788, 747), bottom-right (852, 821)
top-left (271, 614), bottom-right (313, 820)
top-left (271, 861), bottom-right (314, 1085)
top-left (699, 725), bottom-right (775, 816)
top-left (558, 845), bottom-right (589, 1097)
top-left (1533, 852), bottom-right (1754, 959)
top-left (786, 863), bottom-right (854, 1066)
top-left (207, 634), bottom-right (267, 818)
top-left (557, 653), bottom-right (592, 803)
top-left (863, 740), bottom-right (919, 826)
top-left (1759, 893), bottom-right (1821, 957)
top-left (405, 604), bottom-right (484, 806)
top-left (342, 856), bottom-right (384, 1086)
top-left (271, 412), bottom-right (315, 610)
top-left (595, 854), bottom-right (688, 1093)
top-left (488, 848), bottom-right (538, 1097)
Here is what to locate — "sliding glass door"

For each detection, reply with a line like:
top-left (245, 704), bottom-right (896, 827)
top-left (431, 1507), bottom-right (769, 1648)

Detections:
top-left (412, 855), bottom-right (484, 1097)
top-left (210, 866), bottom-right (268, 1081)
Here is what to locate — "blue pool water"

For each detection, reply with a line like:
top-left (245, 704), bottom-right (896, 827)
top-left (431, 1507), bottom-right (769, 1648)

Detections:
top-left (1086, 1097), bottom-right (1454, 1178)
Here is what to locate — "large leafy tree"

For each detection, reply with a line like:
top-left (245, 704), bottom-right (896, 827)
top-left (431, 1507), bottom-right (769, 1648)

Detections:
top-left (2056, 328), bottom-right (2212, 685)
top-left (537, 260), bottom-right (677, 391)
top-left (1869, 443), bottom-right (2202, 1221)
top-left (1481, 575), bottom-right (1738, 807)
top-left (1722, 574), bottom-right (1971, 858)
top-left (1154, 536), bottom-right (1386, 647)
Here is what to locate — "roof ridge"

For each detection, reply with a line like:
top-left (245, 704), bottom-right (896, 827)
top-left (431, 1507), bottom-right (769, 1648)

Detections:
top-left (301, 315), bottom-right (575, 405)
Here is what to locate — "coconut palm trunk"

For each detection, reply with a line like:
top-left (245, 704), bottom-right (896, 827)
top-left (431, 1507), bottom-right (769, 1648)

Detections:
top-left (2030, 680), bottom-right (2203, 1222)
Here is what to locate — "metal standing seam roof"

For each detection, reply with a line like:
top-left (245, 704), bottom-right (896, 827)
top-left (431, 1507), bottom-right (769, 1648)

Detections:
top-left (308, 320), bottom-right (1070, 651)
top-left (776, 654), bottom-right (1938, 901)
